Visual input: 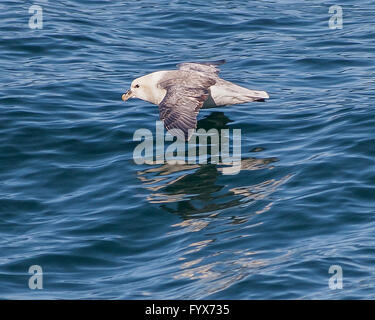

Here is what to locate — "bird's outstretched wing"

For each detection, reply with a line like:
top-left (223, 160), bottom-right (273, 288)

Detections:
top-left (177, 60), bottom-right (226, 77)
top-left (158, 71), bottom-right (216, 141)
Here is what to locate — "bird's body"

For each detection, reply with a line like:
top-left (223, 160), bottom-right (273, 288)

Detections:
top-left (122, 60), bottom-right (269, 140)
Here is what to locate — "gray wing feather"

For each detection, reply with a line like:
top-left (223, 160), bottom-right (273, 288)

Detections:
top-left (158, 71), bottom-right (216, 141)
top-left (177, 60), bottom-right (226, 76)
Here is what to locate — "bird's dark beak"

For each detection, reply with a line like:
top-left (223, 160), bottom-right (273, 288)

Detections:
top-left (122, 89), bottom-right (133, 102)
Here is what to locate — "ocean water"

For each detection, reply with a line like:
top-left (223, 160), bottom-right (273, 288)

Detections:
top-left (1, 0), bottom-right (374, 299)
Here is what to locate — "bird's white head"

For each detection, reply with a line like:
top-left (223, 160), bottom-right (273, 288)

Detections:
top-left (121, 71), bottom-right (167, 105)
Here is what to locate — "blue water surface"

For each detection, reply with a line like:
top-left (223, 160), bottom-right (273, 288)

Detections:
top-left (0, 0), bottom-right (374, 299)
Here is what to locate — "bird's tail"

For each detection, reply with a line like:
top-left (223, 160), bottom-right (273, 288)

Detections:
top-left (209, 80), bottom-right (269, 106)
top-left (244, 89), bottom-right (269, 102)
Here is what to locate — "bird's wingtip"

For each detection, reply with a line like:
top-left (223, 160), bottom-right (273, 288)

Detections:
top-left (212, 59), bottom-right (226, 65)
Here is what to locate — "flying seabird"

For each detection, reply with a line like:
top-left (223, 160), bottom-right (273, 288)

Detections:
top-left (122, 60), bottom-right (269, 140)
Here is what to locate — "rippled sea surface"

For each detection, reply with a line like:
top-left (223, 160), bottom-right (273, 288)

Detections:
top-left (1, 0), bottom-right (374, 299)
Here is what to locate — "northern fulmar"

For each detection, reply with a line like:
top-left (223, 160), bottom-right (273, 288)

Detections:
top-left (122, 60), bottom-right (269, 140)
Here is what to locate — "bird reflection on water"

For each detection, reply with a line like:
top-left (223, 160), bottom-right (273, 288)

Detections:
top-left (137, 157), bottom-right (290, 211)
top-left (135, 112), bottom-right (291, 216)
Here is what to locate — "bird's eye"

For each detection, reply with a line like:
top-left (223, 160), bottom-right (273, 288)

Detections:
top-left (134, 84), bottom-right (140, 88)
